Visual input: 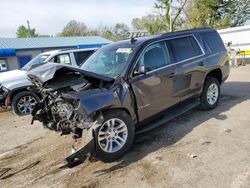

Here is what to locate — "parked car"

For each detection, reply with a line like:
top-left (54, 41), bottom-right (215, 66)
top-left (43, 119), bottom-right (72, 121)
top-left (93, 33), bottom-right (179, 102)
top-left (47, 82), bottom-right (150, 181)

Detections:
top-left (0, 48), bottom-right (97, 115)
top-left (28, 28), bottom-right (230, 162)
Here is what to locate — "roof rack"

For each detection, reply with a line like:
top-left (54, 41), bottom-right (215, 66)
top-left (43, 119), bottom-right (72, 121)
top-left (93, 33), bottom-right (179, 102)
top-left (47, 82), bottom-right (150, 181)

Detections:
top-left (129, 31), bottom-right (150, 43)
top-left (130, 31), bottom-right (149, 38)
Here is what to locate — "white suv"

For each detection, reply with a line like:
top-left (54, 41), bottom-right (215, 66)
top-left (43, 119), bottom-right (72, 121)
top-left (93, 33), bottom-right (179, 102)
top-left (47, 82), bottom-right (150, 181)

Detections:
top-left (0, 48), bottom-right (97, 115)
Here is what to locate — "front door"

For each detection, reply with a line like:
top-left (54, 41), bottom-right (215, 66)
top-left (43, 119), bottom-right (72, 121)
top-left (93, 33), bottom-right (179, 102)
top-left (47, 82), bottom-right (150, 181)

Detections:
top-left (130, 41), bottom-right (180, 122)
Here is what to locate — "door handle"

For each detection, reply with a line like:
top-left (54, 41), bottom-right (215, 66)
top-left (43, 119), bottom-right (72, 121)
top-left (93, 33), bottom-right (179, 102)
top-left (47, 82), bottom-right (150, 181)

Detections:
top-left (168, 72), bottom-right (175, 78)
top-left (199, 62), bottom-right (204, 66)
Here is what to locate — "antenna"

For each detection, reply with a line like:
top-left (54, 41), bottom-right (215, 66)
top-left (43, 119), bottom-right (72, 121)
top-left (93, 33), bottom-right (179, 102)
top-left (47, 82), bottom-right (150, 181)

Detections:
top-left (131, 37), bottom-right (137, 43)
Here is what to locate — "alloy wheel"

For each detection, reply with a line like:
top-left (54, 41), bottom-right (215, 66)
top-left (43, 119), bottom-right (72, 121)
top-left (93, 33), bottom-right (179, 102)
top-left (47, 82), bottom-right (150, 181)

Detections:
top-left (97, 118), bottom-right (128, 153)
top-left (17, 96), bottom-right (37, 115)
top-left (207, 83), bottom-right (219, 105)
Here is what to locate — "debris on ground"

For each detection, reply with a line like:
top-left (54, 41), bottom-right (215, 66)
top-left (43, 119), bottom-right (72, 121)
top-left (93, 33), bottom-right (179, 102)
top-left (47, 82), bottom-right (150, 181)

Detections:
top-left (202, 141), bottom-right (212, 146)
top-left (224, 128), bottom-right (232, 133)
top-left (187, 153), bottom-right (198, 158)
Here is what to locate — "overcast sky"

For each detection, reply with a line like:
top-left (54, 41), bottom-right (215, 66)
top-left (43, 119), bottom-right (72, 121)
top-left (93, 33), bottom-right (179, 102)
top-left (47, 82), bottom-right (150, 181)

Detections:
top-left (0, 0), bottom-right (155, 37)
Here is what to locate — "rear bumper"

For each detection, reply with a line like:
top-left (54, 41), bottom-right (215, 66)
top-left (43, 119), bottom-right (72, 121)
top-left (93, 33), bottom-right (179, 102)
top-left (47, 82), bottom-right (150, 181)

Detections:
top-left (221, 61), bottom-right (230, 84)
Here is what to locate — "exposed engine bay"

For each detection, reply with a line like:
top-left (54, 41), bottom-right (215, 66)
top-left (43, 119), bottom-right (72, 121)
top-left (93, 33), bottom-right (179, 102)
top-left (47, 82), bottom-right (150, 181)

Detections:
top-left (28, 63), bottom-right (114, 138)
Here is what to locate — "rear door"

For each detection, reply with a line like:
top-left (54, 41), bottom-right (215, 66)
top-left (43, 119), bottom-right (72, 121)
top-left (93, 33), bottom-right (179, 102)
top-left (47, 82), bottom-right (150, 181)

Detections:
top-left (130, 41), bottom-right (180, 122)
top-left (165, 35), bottom-right (206, 101)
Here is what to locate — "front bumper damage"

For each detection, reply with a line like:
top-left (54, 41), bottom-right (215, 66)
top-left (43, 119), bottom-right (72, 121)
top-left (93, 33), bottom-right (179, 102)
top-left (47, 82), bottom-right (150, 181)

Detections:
top-left (27, 63), bottom-right (126, 165)
top-left (65, 113), bottom-right (104, 166)
top-left (31, 97), bottom-right (105, 166)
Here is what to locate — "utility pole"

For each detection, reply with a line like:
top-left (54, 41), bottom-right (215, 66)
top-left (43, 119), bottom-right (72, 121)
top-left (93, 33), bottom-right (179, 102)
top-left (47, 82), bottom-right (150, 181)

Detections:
top-left (169, 0), bottom-right (173, 32)
top-left (27, 20), bottom-right (31, 38)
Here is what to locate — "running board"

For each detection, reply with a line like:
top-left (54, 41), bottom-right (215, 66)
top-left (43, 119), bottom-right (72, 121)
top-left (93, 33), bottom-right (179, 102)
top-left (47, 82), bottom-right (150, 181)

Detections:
top-left (135, 100), bottom-right (200, 135)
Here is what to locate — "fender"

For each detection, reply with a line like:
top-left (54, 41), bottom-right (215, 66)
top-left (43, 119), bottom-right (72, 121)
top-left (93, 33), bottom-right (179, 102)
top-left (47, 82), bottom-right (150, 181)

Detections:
top-left (62, 83), bottom-right (137, 123)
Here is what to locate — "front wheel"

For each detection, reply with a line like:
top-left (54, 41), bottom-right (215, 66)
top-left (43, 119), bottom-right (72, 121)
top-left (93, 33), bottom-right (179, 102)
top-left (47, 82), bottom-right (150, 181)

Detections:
top-left (200, 77), bottom-right (220, 110)
top-left (12, 91), bottom-right (40, 116)
top-left (95, 110), bottom-right (134, 162)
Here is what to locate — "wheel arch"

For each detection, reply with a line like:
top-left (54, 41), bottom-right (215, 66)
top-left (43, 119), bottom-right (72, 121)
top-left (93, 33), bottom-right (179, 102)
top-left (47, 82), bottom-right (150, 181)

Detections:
top-left (9, 87), bottom-right (42, 103)
top-left (100, 107), bottom-right (132, 119)
top-left (205, 68), bottom-right (222, 84)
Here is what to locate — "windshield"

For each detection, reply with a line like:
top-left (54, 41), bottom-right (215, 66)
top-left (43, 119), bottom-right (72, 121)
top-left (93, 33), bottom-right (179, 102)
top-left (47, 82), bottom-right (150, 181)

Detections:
top-left (80, 45), bottom-right (133, 77)
top-left (22, 54), bottom-right (50, 71)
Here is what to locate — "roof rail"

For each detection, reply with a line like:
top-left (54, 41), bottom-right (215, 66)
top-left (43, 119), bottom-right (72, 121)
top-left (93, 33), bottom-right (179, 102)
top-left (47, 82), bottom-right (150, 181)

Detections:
top-left (160, 28), bottom-right (212, 37)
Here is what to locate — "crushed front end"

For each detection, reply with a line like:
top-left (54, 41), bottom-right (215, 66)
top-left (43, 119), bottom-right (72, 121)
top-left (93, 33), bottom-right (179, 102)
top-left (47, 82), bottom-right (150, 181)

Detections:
top-left (27, 63), bottom-right (115, 164)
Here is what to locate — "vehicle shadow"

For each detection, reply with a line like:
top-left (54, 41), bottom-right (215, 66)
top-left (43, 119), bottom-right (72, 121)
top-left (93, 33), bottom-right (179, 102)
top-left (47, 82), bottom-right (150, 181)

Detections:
top-left (93, 81), bottom-right (250, 175)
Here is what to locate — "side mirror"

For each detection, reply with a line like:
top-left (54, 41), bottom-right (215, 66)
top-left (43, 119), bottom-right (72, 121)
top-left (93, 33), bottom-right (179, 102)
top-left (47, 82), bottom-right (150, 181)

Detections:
top-left (134, 65), bottom-right (146, 75)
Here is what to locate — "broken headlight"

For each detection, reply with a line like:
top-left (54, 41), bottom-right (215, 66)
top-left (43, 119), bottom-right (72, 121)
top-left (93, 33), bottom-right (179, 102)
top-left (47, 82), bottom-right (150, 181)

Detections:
top-left (0, 85), bottom-right (9, 100)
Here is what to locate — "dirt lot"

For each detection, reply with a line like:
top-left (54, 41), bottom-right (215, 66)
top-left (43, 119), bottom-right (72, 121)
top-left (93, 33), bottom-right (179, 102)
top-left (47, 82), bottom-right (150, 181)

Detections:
top-left (0, 65), bottom-right (250, 188)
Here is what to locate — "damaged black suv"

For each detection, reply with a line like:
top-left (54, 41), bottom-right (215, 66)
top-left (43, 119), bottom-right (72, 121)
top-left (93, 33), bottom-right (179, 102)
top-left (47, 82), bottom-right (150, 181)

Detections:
top-left (28, 28), bottom-right (230, 162)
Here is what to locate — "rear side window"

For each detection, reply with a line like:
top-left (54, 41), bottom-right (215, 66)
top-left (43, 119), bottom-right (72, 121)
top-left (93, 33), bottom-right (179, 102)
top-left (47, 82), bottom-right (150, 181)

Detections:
top-left (52, 53), bottom-right (71, 65)
top-left (166, 36), bottom-right (203, 63)
top-left (200, 31), bottom-right (225, 53)
top-left (74, 50), bottom-right (94, 66)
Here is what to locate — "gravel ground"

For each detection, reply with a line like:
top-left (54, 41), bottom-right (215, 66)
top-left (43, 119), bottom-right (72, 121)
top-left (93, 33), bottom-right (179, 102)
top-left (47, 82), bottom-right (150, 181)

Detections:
top-left (0, 65), bottom-right (250, 188)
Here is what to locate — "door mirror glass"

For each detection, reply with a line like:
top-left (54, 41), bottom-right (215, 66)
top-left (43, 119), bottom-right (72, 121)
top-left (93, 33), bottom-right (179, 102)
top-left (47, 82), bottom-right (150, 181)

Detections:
top-left (134, 64), bottom-right (145, 75)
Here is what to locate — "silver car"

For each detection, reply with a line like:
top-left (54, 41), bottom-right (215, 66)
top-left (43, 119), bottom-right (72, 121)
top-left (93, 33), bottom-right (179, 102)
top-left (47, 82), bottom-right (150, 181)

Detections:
top-left (0, 48), bottom-right (97, 115)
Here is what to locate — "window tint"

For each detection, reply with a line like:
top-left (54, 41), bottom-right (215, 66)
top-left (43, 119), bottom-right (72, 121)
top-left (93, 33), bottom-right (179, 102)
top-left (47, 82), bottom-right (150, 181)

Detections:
top-left (53, 53), bottom-right (71, 65)
top-left (139, 42), bottom-right (170, 72)
top-left (81, 46), bottom-right (133, 77)
top-left (200, 31), bottom-right (226, 53)
top-left (166, 36), bottom-right (203, 63)
top-left (74, 50), bottom-right (94, 66)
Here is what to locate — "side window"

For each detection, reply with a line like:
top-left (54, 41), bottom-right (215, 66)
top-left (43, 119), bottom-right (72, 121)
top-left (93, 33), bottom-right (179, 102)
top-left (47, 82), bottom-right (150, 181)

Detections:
top-left (139, 42), bottom-right (170, 72)
top-left (166, 36), bottom-right (203, 63)
top-left (74, 50), bottom-right (94, 66)
top-left (200, 31), bottom-right (226, 53)
top-left (53, 53), bottom-right (71, 65)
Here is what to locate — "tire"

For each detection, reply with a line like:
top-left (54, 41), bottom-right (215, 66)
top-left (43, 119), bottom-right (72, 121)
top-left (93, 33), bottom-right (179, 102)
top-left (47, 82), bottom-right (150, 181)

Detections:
top-left (12, 91), bottom-right (40, 116)
top-left (95, 110), bottom-right (135, 162)
top-left (200, 77), bottom-right (220, 110)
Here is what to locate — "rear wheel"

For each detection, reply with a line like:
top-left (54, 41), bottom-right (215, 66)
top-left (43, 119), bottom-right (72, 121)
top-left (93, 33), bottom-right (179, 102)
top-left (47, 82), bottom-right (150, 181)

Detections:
top-left (200, 77), bottom-right (220, 110)
top-left (95, 110), bottom-right (134, 162)
top-left (12, 91), bottom-right (40, 116)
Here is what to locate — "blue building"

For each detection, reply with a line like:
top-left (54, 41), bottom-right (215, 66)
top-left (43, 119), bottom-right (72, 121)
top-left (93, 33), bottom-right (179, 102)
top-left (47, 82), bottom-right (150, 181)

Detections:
top-left (0, 36), bottom-right (111, 72)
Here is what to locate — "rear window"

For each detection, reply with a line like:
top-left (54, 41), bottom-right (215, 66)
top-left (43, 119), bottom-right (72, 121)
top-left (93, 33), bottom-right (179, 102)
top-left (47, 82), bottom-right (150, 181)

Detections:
top-left (74, 50), bottom-right (95, 66)
top-left (200, 31), bottom-right (226, 53)
top-left (166, 36), bottom-right (203, 63)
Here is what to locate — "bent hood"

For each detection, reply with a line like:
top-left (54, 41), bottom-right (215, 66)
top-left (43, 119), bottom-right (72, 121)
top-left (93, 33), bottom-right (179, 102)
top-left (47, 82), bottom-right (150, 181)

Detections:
top-left (27, 63), bottom-right (114, 85)
top-left (0, 70), bottom-right (27, 83)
